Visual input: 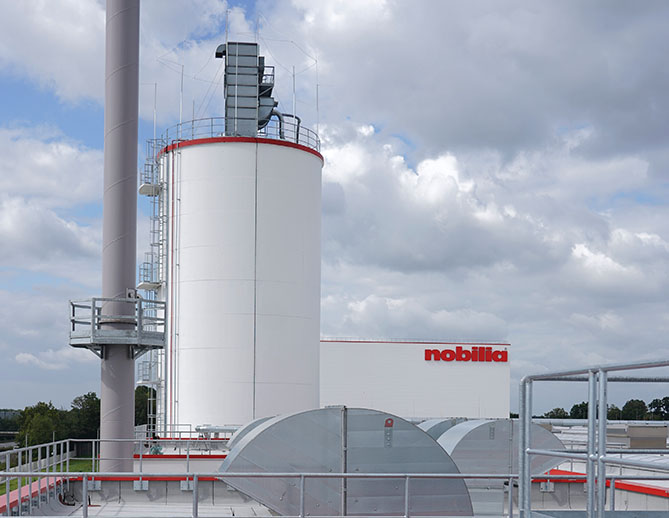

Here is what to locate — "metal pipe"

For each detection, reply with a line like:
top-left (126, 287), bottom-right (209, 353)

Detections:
top-left (28, 448), bottom-right (32, 515)
top-left (18, 450), bottom-right (22, 512)
top-left (508, 477), bottom-right (513, 518)
top-left (597, 369), bottom-right (607, 518)
top-left (523, 380), bottom-right (532, 514)
top-left (66, 440), bottom-right (70, 491)
top-left (100, 0), bottom-right (140, 472)
top-left (517, 380), bottom-right (526, 518)
top-left (404, 475), bottom-right (410, 518)
top-left (271, 109), bottom-right (284, 139)
top-left (586, 370), bottom-right (596, 518)
top-left (610, 479), bottom-right (615, 510)
top-left (4, 452), bottom-right (9, 516)
top-left (527, 358), bottom-right (669, 380)
top-left (192, 474), bottom-right (198, 518)
top-left (601, 455), bottom-right (669, 470)
top-left (82, 473), bottom-right (88, 518)
top-left (299, 475), bottom-right (305, 518)
top-left (525, 449), bottom-right (588, 460)
top-left (535, 376), bottom-right (669, 383)
top-left (37, 446), bottom-right (42, 508)
top-left (341, 406), bottom-right (348, 516)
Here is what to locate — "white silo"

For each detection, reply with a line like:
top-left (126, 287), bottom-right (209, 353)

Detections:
top-left (149, 42), bottom-right (322, 429)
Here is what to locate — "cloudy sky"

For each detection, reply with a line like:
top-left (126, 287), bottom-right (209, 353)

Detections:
top-left (1, 0), bottom-right (668, 414)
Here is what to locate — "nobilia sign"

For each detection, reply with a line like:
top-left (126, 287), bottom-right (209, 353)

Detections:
top-left (425, 346), bottom-right (508, 363)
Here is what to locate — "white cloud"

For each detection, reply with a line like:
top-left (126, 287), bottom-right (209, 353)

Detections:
top-left (0, 127), bottom-right (103, 208)
top-left (319, 120), bottom-right (669, 411)
top-left (16, 347), bottom-right (96, 371)
top-left (0, 0), bottom-right (105, 102)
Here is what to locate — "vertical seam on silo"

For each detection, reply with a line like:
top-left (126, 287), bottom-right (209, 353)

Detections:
top-left (253, 141), bottom-right (259, 419)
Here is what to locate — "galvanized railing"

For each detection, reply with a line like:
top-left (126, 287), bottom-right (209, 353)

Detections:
top-left (5, 446), bottom-right (669, 517)
top-left (158, 116), bottom-right (320, 153)
top-left (518, 358), bottom-right (669, 518)
top-left (2, 468), bottom-right (513, 518)
top-left (7, 467), bottom-right (669, 518)
top-left (69, 297), bottom-right (166, 354)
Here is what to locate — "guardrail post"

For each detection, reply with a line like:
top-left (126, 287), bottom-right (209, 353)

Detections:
top-left (82, 473), bottom-right (88, 518)
top-left (586, 370), bottom-right (596, 518)
top-left (58, 441), bottom-right (63, 496)
top-left (5, 452), bottom-right (10, 516)
top-left (523, 380), bottom-right (532, 515)
top-left (192, 474), bottom-right (198, 518)
top-left (508, 476), bottom-right (514, 518)
top-left (28, 447), bottom-right (33, 515)
top-left (66, 440), bottom-right (70, 491)
top-left (404, 475), bottom-right (410, 518)
top-left (610, 479), bottom-right (615, 510)
top-left (518, 381), bottom-right (526, 518)
top-left (37, 446), bottom-right (42, 508)
top-left (597, 369), bottom-right (607, 518)
top-left (90, 298), bottom-right (96, 340)
top-left (299, 475), bottom-right (305, 518)
top-left (17, 450), bottom-right (22, 512)
top-left (46, 444), bottom-right (51, 504)
top-left (137, 299), bottom-right (143, 340)
top-left (186, 440), bottom-right (190, 472)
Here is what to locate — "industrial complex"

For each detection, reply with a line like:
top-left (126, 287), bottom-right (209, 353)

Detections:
top-left (3, 2), bottom-right (669, 518)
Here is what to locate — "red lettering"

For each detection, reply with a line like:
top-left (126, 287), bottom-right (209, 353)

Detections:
top-left (425, 346), bottom-right (508, 363)
top-left (455, 346), bottom-right (471, 361)
top-left (492, 350), bottom-right (508, 362)
top-left (440, 349), bottom-right (455, 361)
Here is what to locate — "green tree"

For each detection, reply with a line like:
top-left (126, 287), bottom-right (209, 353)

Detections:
top-left (621, 399), bottom-right (648, 420)
top-left (607, 404), bottom-right (622, 420)
top-left (135, 386), bottom-right (156, 426)
top-left (0, 410), bottom-right (20, 433)
top-left (68, 392), bottom-right (100, 439)
top-left (648, 397), bottom-right (669, 420)
top-left (16, 402), bottom-right (67, 446)
top-left (543, 407), bottom-right (569, 418)
top-left (570, 402), bottom-right (588, 419)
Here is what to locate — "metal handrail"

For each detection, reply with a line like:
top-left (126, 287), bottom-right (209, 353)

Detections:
top-left (69, 297), bottom-right (166, 341)
top-left (156, 116), bottom-right (320, 153)
top-left (518, 358), bottom-right (669, 518)
top-left (7, 468), bottom-right (669, 518)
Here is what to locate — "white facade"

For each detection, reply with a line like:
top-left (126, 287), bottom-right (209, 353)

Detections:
top-left (320, 340), bottom-right (510, 419)
top-left (162, 137), bottom-right (323, 427)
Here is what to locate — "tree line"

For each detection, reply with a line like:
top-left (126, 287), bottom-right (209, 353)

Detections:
top-left (543, 397), bottom-right (669, 420)
top-left (4, 387), bottom-right (156, 447)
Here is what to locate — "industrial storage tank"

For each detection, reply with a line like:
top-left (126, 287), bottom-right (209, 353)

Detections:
top-left (161, 136), bottom-right (322, 428)
top-left (145, 42), bottom-right (323, 429)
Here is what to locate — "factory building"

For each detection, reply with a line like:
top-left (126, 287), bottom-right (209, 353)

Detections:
top-left (321, 340), bottom-right (511, 419)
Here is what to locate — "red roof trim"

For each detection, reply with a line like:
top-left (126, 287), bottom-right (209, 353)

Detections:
top-left (320, 340), bottom-right (511, 346)
top-left (158, 137), bottom-right (323, 162)
top-left (133, 454), bottom-right (227, 459)
top-left (158, 437), bottom-right (228, 441)
top-left (537, 469), bottom-right (669, 499)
